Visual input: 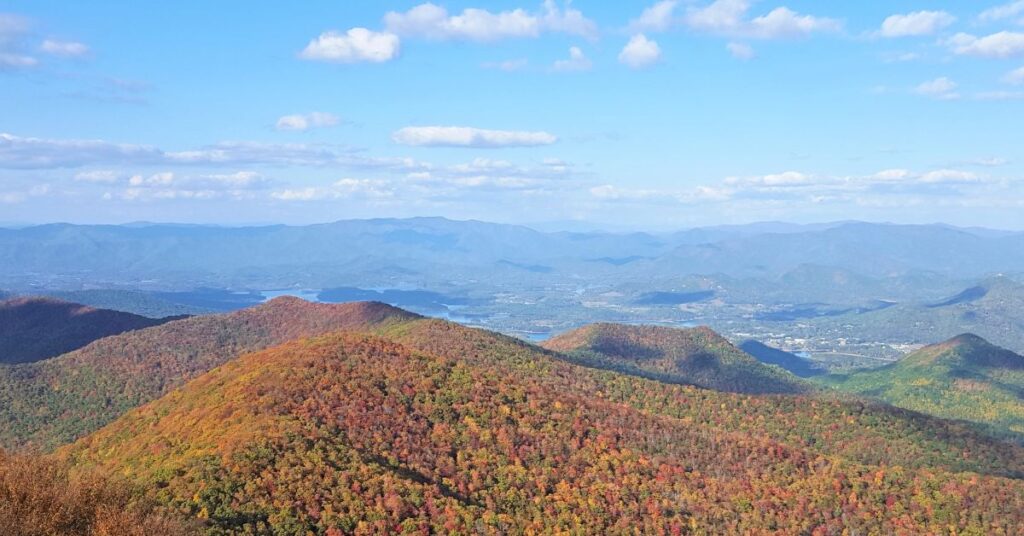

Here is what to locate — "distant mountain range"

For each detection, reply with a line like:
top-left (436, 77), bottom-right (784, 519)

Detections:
top-left (804, 276), bottom-right (1024, 355)
top-left (820, 333), bottom-right (1024, 437)
top-left (1, 219), bottom-right (1021, 292)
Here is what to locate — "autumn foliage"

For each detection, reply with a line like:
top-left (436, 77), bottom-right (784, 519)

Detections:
top-left (0, 450), bottom-right (194, 535)
top-left (62, 319), bottom-right (1024, 534)
top-left (0, 297), bottom-right (417, 451)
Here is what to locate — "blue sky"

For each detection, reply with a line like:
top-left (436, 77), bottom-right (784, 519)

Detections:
top-left (1, 1), bottom-right (1022, 229)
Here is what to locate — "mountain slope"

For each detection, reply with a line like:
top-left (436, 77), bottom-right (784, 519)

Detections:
top-left (0, 297), bottom-right (417, 450)
top-left (378, 318), bottom-right (1024, 474)
top-left (820, 333), bottom-right (1024, 436)
top-left (63, 327), bottom-right (1024, 534)
top-left (542, 323), bottom-right (810, 394)
top-left (739, 340), bottom-right (825, 378)
top-left (0, 297), bottom-right (173, 365)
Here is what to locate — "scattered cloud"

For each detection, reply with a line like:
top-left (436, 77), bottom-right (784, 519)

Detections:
top-left (915, 77), bottom-right (960, 100)
top-left (947, 31), bottom-right (1024, 58)
top-left (0, 14), bottom-right (36, 70)
top-left (881, 51), bottom-right (920, 63)
top-left (970, 157), bottom-right (1009, 166)
top-left (300, 28), bottom-right (400, 63)
top-left (591, 167), bottom-right (1000, 208)
top-left (73, 170), bottom-right (121, 183)
top-left (1005, 65), bottom-right (1024, 84)
top-left (102, 170), bottom-right (274, 202)
top-left (974, 90), bottom-right (1024, 100)
top-left (879, 11), bottom-right (955, 38)
top-left (0, 13), bottom-right (30, 41)
top-left (275, 112), bottom-right (341, 132)
top-left (392, 126), bottom-right (557, 148)
top-left (552, 46), bottom-right (591, 72)
top-left (40, 39), bottom-right (89, 57)
top-left (0, 132), bottom-right (416, 170)
top-left (0, 184), bottom-right (49, 204)
top-left (629, 1), bottom-right (678, 33)
top-left (481, 58), bottom-right (528, 71)
top-left (684, 0), bottom-right (841, 40)
top-left (0, 132), bottom-right (162, 168)
top-left (726, 42), bottom-right (755, 60)
top-left (539, 0), bottom-right (599, 40)
top-left (383, 1), bottom-right (596, 42)
top-left (619, 34), bottom-right (661, 68)
top-left (0, 52), bottom-right (36, 68)
top-left (978, 1), bottom-right (1024, 23)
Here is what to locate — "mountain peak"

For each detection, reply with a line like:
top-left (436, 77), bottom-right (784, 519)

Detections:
top-left (544, 323), bottom-right (808, 395)
top-left (916, 333), bottom-right (1024, 370)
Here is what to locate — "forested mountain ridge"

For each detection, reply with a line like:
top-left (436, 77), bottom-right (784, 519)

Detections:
top-left (542, 323), bottom-right (811, 394)
top-left (0, 296), bottom-right (173, 365)
top-left (820, 333), bottom-right (1024, 437)
top-left (62, 324), bottom-right (1024, 534)
top-left (0, 297), bottom-right (418, 450)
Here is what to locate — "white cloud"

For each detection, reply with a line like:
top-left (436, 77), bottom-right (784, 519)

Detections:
top-left (915, 77), bottom-right (959, 100)
top-left (685, 0), bottom-right (747, 33)
top-left (619, 34), bottom-right (662, 68)
top-left (275, 112), bottom-right (340, 131)
top-left (385, 3), bottom-right (536, 41)
top-left (0, 132), bottom-right (389, 169)
top-left (0, 13), bottom-right (36, 69)
top-left (552, 46), bottom-right (592, 72)
top-left (540, 0), bottom-right (598, 40)
top-left (193, 171), bottom-right (272, 189)
top-left (272, 178), bottom-right (394, 201)
top-left (40, 39), bottom-right (89, 57)
top-left (629, 1), bottom-right (678, 33)
top-left (104, 170), bottom-right (273, 202)
top-left (881, 51), bottom-right (921, 63)
top-left (1005, 65), bottom-right (1024, 84)
top-left (872, 169), bottom-right (912, 181)
top-left (590, 184), bottom-right (660, 200)
top-left (978, 1), bottom-right (1024, 23)
top-left (684, 0), bottom-right (840, 39)
top-left (0, 52), bottom-right (36, 68)
top-left (0, 132), bottom-right (163, 168)
top-left (0, 13), bottom-right (30, 46)
top-left (880, 11), bottom-right (955, 38)
top-left (0, 184), bottom-right (49, 204)
top-left (384, 1), bottom-right (595, 42)
top-left (974, 90), bottom-right (1024, 100)
top-left (919, 169), bottom-right (980, 183)
top-left (726, 42), bottom-right (755, 59)
top-left (300, 28), bottom-right (400, 63)
top-left (481, 58), bottom-right (528, 71)
top-left (947, 31), bottom-right (1024, 58)
top-left (128, 171), bottom-right (174, 186)
top-left (392, 126), bottom-right (557, 148)
top-left (970, 157), bottom-right (1009, 166)
top-left (749, 7), bottom-right (842, 39)
top-left (73, 170), bottom-right (121, 183)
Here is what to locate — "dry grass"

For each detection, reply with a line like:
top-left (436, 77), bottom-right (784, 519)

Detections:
top-left (0, 450), bottom-right (195, 536)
